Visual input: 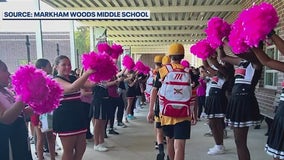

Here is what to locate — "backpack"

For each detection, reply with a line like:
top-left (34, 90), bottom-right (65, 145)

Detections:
top-left (159, 64), bottom-right (192, 118)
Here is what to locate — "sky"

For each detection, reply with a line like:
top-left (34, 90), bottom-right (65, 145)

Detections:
top-left (0, 0), bottom-right (76, 32)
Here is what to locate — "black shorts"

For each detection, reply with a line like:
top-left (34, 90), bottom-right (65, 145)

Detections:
top-left (162, 120), bottom-right (191, 139)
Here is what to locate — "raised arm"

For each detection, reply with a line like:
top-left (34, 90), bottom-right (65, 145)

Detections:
top-left (202, 59), bottom-right (217, 77)
top-left (252, 47), bottom-right (284, 72)
top-left (116, 68), bottom-right (127, 77)
top-left (269, 31), bottom-right (284, 55)
top-left (218, 45), bottom-right (242, 66)
top-left (83, 80), bottom-right (97, 88)
top-left (207, 52), bottom-right (227, 76)
top-left (55, 68), bottom-right (94, 94)
top-left (105, 76), bottom-right (124, 87)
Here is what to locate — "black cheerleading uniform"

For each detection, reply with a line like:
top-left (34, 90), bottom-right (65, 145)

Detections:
top-left (53, 75), bottom-right (88, 137)
top-left (205, 74), bottom-right (227, 119)
top-left (91, 83), bottom-right (109, 120)
top-left (226, 61), bottom-right (262, 127)
top-left (265, 87), bottom-right (284, 159)
top-left (126, 78), bottom-right (137, 98)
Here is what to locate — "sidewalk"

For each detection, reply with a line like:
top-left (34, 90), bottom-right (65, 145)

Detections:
top-left (32, 105), bottom-right (271, 160)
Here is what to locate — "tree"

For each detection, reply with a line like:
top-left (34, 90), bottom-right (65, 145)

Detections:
top-left (75, 26), bottom-right (90, 55)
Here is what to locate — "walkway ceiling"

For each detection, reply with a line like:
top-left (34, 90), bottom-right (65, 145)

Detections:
top-left (42, 0), bottom-right (243, 53)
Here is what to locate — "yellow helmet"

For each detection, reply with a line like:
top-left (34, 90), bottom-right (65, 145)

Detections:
top-left (154, 55), bottom-right (163, 63)
top-left (168, 43), bottom-right (184, 56)
top-left (162, 56), bottom-right (170, 65)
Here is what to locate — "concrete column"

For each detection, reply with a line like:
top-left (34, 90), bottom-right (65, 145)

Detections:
top-left (34, 0), bottom-right (43, 58)
top-left (69, 20), bottom-right (76, 69)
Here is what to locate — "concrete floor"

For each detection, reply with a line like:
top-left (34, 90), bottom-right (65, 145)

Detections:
top-left (31, 105), bottom-right (272, 160)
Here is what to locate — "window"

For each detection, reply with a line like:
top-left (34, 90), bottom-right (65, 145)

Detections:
top-left (264, 45), bottom-right (278, 89)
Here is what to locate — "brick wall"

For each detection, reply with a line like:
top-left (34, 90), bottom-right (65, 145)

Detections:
top-left (139, 54), bottom-right (165, 69)
top-left (0, 32), bottom-right (71, 72)
top-left (225, 0), bottom-right (284, 118)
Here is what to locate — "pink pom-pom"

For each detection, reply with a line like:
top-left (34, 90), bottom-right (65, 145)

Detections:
top-left (82, 52), bottom-right (118, 82)
top-left (134, 60), bottom-right (145, 74)
top-left (142, 65), bottom-right (151, 75)
top-left (228, 2), bottom-right (279, 53)
top-left (81, 51), bottom-right (97, 69)
top-left (135, 61), bottom-right (150, 75)
top-left (240, 2), bottom-right (279, 47)
top-left (11, 65), bottom-right (63, 114)
top-left (11, 65), bottom-right (49, 106)
top-left (228, 18), bottom-right (250, 54)
top-left (31, 78), bottom-right (63, 114)
top-left (97, 43), bottom-right (112, 54)
top-left (181, 59), bottom-right (190, 68)
top-left (111, 44), bottom-right (123, 59)
top-left (122, 55), bottom-right (135, 70)
top-left (205, 17), bottom-right (231, 49)
top-left (190, 39), bottom-right (215, 60)
top-left (97, 43), bottom-right (124, 59)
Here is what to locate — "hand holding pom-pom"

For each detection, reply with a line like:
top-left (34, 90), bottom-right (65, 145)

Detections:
top-left (267, 30), bottom-right (276, 38)
top-left (11, 65), bottom-right (63, 114)
top-left (84, 67), bottom-right (96, 76)
top-left (82, 52), bottom-right (118, 82)
top-left (12, 65), bottom-right (49, 106)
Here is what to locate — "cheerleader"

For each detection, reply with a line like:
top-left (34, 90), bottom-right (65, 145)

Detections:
top-left (0, 60), bottom-right (33, 160)
top-left (53, 55), bottom-right (94, 160)
top-left (202, 52), bottom-right (230, 155)
top-left (252, 31), bottom-right (284, 160)
top-left (219, 40), bottom-right (263, 160)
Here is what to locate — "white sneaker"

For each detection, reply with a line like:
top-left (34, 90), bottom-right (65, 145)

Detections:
top-left (201, 112), bottom-right (206, 118)
top-left (101, 141), bottom-right (114, 148)
top-left (209, 145), bottom-right (217, 151)
top-left (207, 145), bottom-right (225, 155)
top-left (94, 144), bottom-right (108, 152)
top-left (209, 145), bottom-right (226, 151)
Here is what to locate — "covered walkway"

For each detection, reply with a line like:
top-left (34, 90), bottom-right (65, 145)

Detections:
top-left (32, 105), bottom-right (271, 160)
